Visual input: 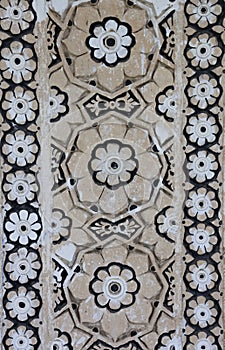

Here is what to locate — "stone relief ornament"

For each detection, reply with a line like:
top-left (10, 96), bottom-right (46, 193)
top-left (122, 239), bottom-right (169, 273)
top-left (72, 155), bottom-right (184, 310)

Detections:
top-left (0, 0), bottom-right (41, 346)
top-left (0, 0), bottom-right (224, 348)
top-left (55, 0), bottom-right (158, 92)
top-left (183, 0), bottom-right (223, 347)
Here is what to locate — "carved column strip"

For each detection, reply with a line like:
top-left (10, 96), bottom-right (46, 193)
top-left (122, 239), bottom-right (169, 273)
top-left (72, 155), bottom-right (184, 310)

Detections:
top-left (183, 0), bottom-right (224, 347)
top-left (1, 0), bottom-right (43, 348)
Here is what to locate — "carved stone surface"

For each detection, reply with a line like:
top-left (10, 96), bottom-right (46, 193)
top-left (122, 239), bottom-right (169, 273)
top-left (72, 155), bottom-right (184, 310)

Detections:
top-left (0, 0), bottom-right (224, 349)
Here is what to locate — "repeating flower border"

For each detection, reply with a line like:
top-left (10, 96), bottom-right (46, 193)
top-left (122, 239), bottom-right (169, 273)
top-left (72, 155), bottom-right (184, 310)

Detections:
top-left (0, 0), bottom-right (42, 347)
top-left (1, 0), bottom-right (223, 348)
top-left (183, 0), bottom-right (224, 347)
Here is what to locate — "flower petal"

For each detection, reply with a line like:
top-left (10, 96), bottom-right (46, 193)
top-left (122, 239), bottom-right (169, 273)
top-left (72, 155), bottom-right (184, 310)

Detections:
top-left (101, 309), bottom-right (128, 341)
top-left (99, 187), bottom-right (128, 214)
top-left (105, 19), bottom-right (118, 32)
top-left (79, 297), bottom-right (103, 323)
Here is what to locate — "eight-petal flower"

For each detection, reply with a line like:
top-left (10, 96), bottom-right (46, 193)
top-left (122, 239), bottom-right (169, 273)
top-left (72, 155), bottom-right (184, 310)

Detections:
top-left (0, 0), bottom-right (34, 35)
top-left (5, 286), bottom-right (40, 321)
top-left (2, 86), bottom-right (38, 124)
top-left (87, 17), bottom-right (135, 66)
top-left (186, 187), bottom-right (219, 221)
top-left (4, 209), bottom-right (41, 244)
top-left (3, 171), bottom-right (39, 204)
top-left (2, 130), bottom-right (39, 167)
top-left (185, 113), bottom-right (220, 146)
top-left (5, 247), bottom-right (41, 283)
top-left (0, 40), bottom-right (36, 83)
top-left (90, 263), bottom-right (140, 311)
top-left (185, 223), bottom-right (218, 255)
top-left (186, 150), bottom-right (218, 183)
top-left (69, 243), bottom-right (162, 341)
top-left (5, 325), bottom-right (38, 350)
top-left (185, 0), bottom-right (222, 28)
top-left (186, 33), bottom-right (222, 69)
top-left (187, 74), bottom-right (221, 109)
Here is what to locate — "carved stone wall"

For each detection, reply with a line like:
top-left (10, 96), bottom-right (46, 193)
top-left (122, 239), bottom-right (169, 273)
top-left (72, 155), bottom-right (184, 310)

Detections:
top-left (0, 0), bottom-right (224, 349)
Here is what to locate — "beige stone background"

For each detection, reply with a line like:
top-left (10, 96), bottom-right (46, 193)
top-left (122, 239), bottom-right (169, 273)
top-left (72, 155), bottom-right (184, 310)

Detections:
top-left (0, 0), bottom-right (224, 349)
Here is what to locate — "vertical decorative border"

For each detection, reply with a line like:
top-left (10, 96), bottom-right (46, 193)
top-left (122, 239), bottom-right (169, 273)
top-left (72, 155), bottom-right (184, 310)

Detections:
top-left (0, 0), bottom-right (42, 348)
top-left (183, 0), bottom-right (224, 348)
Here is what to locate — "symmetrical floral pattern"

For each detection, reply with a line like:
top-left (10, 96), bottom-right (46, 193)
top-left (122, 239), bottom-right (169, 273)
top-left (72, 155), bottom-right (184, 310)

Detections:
top-left (89, 140), bottom-right (138, 189)
top-left (183, 0), bottom-right (223, 347)
top-left (2, 130), bottom-right (39, 167)
top-left (66, 123), bottom-right (163, 214)
top-left (87, 17), bottom-right (135, 66)
top-left (2, 86), bottom-right (38, 124)
top-left (0, 40), bottom-right (36, 83)
top-left (1, 0), bottom-right (41, 348)
top-left (90, 263), bottom-right (140, 311)
top-left (68, 243), bottom-right (163, 341)
top-left (5, 286), bottom-right (40, 321)
top-left (185, 0), bottom-right (222, 28)
top-left (0, 0), bottom-right (35, 34)
top-left (1, 0), bottom-right (224, 349)
top-left (186, 73), bottom-right (221, 109)
top-left (4, 208), bottom-right (41, 244)
top-left (58, 0), bottom-right (158, 92)
top-left (5, 247), bottom-right (41, 283)
top-left (3, 171), bottom-right (39, 204)
top-left (186, 33), bottom-right (222, 68)
top-left (4, 326), bottom-right (38, 350)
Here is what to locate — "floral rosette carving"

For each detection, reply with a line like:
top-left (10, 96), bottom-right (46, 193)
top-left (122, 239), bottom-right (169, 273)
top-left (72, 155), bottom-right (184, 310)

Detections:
top-left (185, 260), bottom-right (219, 292)
top-left (185, 187), bottom-right (219, 221)
top-left (155, 206), bottom-right (178, 242)
top-left (5, 286), bottom-right (41, 322)
top-left (0, 0), bottom-right (35, 35)
top-left (86, 17), bottom-right (135, 67)
top-left (5, 247), bottom-right (41, 284)
top-left (186, 150), bottom-right (219, 183)
top-left (90, 262), bottom-right (140, 311)
top-left (4, 325), bottom-right (39, 350)
top-left (184, 113), bottom-right (221, 146)
top-left (156, 85), bottom-right (177, 122)
top-left (0, 0), bottom-right (41, 345)
top-left (66, 124), bottom-right (161, 214)
top-left (186, 332), bottom-right (218, 350)
top-left (4, 207), bottom-right (42, 244)
top-left (3, 171), bottom-right (39, 204)
top-left (0, 40), bottom-right (36, 84)
top-left (51, 329), bottom-right (72, 350)
top-left (2, 130), bottom-right (39, 167)
top-left (49, 208), bottom-right (72, 243)
top-left (186, 296), bottom-right (219, 329)
top-left (68, 242), bottom-right (163, 342)
top-left (184, 223), bottom-right (219, 255)
top-left (186, 73), bottom-right (221, 109)
top-left (185, 0), bottom-right (222, 28)
top-left (185, 33), bottom-right (222, 69)
top-left (58, 0), bottom-right (157, 91)
top-left (2, 86), bottom-right (38, 125)
top-left (48, 86), bottom-right (69, 122)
